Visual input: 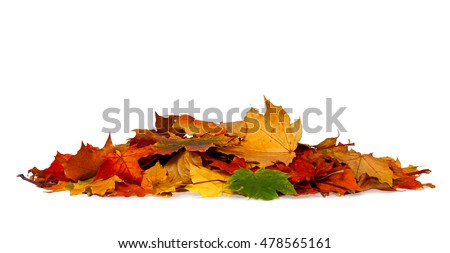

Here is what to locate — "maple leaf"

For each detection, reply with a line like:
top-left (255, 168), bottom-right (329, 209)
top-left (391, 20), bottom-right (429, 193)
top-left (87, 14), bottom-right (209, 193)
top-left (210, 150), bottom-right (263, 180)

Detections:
top-left (314, 133), bottom-right (339, 149)
top-left (289, 149), bottom-right (361, 195)
top-left (294, 181), bottom-right (320, 195)
top-left (95, 146), bottom-right (154, 183)
top-left (87, 176), bottom-right (123, 196)
top-left (394, 168), bottom-right (435, 190)
top-left (172, 115), bottom-right (226, 136)
top-left (153, 114), bottom-right (226, 136)
top-left (315, 169), bottom-right (361, 195)
top-left (129, 129), bottom-right (160, 147)
top-left (218, 98), bottom-right (302, 167)
top-left (44, 176), bottom-right (151, 197)
top-left (201, 153), bottom-right (248, 174)
top-left (57, 143), bottom-right (102, 181)
top-left (154, 113), bottom-right (179, 135)
top-left (63, 180), bottom-right (92, 195)
top-left (141, 162), bottom-right (182, 196)
top-left (129, 128), bottom-right (233, 155)
top-left (25, 152), bottom-right (72, 187)
top-left (227, 167), bottom-right (296, 200)
top-left (357, 173), bottom-right (394, 191)
top-left (41, 152), bottom-right (71, 181)
top-left (328, 148), bottom-right (396, 186)
top-left (59, 136), bottom-right (114, 181)
top-left (382, 158), bottom-right (435, 190)
top-left (164, 151), bottom-right (201, 184)
top-left (19, 99), bottom-right (434, 199)
top-left (150, 134), bottom-right (232, 154)
top-left (65, 176), bottom-right (123, 196)
top-left (220, 121), bottom-right (247, 138)
top-left (288, 153), bottom-right (315, 182)
top-left (112, 183), bottom-right (151, 197)
top-left (185, 164), bottom-right (232, 197)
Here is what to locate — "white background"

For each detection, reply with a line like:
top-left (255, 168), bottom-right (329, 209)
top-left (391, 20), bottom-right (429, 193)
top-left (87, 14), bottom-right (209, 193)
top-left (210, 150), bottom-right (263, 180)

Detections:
top-left (1, 1), bottom-right (449, 252)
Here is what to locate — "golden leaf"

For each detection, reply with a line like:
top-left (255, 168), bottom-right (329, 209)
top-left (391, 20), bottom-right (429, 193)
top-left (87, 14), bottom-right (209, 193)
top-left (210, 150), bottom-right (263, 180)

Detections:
top-left (218, 98), bottom-right (302, 167)
top-left (141, 162), bottom-right (182, 195)
top-left (185, 164), bottom-right (233, 197)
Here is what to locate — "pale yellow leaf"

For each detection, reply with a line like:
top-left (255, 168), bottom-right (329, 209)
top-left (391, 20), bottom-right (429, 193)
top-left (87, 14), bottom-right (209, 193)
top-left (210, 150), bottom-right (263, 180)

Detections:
top-left (185, 164), bottom-right (233, 197)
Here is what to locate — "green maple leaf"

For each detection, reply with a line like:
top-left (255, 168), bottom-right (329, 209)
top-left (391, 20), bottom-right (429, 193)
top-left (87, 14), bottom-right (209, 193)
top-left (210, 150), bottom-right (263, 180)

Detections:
top-left (227, 167), bottom-right (296, 200)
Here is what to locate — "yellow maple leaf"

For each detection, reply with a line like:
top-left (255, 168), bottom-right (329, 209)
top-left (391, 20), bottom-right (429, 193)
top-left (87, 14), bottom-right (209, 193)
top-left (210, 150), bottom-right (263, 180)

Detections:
top-left (66, 175), bottom-right (123, 196)
top-left (88, 176), bottom-right (123, 196)
top-left (141, 162), bottom-right (182, 195)
top-left (330, 149), bottom-right (397, 186)
top-left (219, 98), bottom-right (302, 167)
top-left (185, 164), bottom-right (233, 197)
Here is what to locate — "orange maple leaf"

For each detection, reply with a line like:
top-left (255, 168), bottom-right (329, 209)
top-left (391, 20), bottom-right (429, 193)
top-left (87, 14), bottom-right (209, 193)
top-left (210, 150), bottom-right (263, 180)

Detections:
top-left (95, 146), bottom-right (154, 183)
top-left (59, 136), bottom-right (115, 181)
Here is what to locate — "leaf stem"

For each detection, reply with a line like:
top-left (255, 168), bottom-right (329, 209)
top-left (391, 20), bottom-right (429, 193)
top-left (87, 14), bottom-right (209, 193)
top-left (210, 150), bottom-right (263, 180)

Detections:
top-left (192, 179), bottom-right (228, 185)
top-left (316, 170), bottom-right (345, 181)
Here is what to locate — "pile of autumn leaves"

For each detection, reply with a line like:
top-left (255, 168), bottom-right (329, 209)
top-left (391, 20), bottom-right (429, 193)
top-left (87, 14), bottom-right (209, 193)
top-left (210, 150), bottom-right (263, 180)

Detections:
top-left (20, 99), bottom-right (434, 200)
